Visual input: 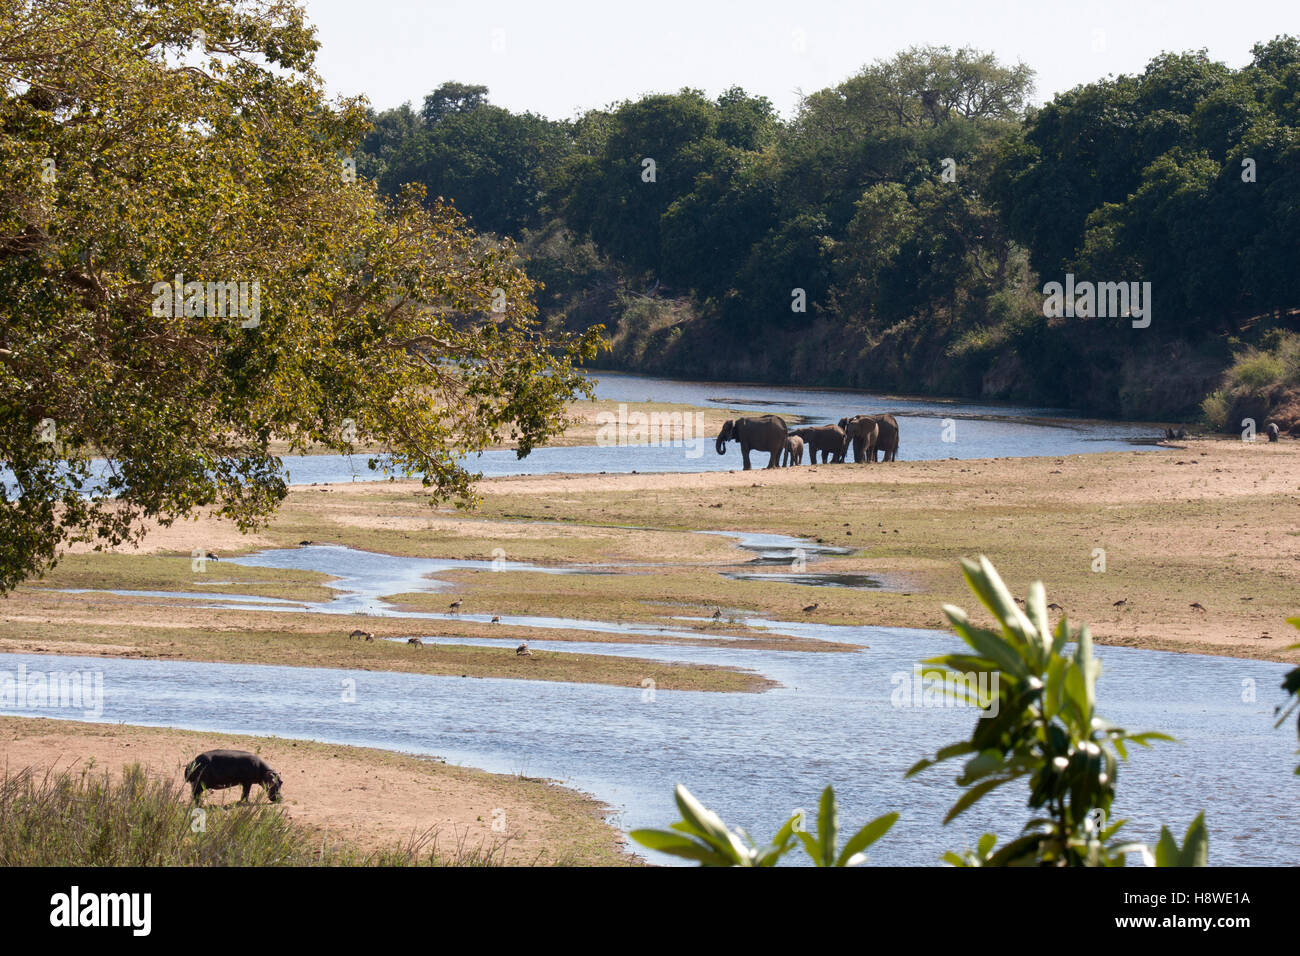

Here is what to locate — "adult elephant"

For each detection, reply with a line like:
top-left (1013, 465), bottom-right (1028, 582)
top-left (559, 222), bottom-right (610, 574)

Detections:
top-left (716, 415), bottom-right (788, 470)
top-left (838, 414), bottom-right (900, 462)
top-left (792, 424), bottom-right (846, 464)
top-left (842, 416), bottom-right (879, 464)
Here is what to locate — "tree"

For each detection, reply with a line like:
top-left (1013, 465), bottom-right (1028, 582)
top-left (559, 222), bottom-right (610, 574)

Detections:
top-left (377, 98), bottom-right (571, 237)
top-left (714, 86), bottom-right (778, 151)
top-left (0, 0), bottom-right (603, 594)
top-left (555, 91), bottom-right (722, 278)
top-left (993, 41), bottom-right (1300, 338)
top-left (659, 148), bottom-right (778, 301)
top-left (420, 82), bottom-right (489, 125)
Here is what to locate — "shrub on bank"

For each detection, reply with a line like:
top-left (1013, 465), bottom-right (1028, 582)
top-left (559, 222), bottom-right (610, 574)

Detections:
top-left (1202, 331), bottom-right (1300, 433)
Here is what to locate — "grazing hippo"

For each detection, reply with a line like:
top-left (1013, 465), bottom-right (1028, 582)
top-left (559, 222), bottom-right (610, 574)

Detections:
top-left (185, 749), bottom-right (283, 804)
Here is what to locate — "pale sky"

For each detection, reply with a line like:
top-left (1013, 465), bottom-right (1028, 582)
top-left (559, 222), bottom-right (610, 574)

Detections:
top-left (302, 0), bottom-right (1298, 119)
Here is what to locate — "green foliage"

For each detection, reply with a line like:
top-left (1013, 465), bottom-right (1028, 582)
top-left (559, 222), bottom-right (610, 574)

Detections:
top-left (1201, 331), bottom-right (1300, 430)
top-left (1153, 813), bottom-right (1209, 867)
top-left (555, 89), bottom-right (741, 278)
top-left (908, 556), bottom-right (1178, 866)
top-left (355, 38), bottom-right (1300, 419)
top-left (635, 557), bottom-right (1212, 868)
top-left (1200, 388), bottom-right (1232, 429)
top-left (421, 82), bottom-right (490, 124)
top-left (947, 812), bottom-right (1207, 867)
top-left (630, 783), bottom-right (896, 867)
top-left (0, 763), bottom-right (506, 865)
top-left (1233, 351), bottom-right (1287, 388)
top-left (0, 0), bottom-right (603, 593)
top-left (995, 39), bottom-right (1300, 335)
top-left (372, 88), bottom-right (571, 237)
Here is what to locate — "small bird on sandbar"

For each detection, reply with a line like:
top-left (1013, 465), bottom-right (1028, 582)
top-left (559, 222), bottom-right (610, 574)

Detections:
top-left (516, 642), bottom-right (531, 657)
top-left (1047, 602), bottom-right (1062, 611)
top-left (712, 608), bottom-right (722, 619)
top-left (1190, 602), bottom-right (1207, 613)
top-left (802, 603), bottom-right (819, 613)
top-left (1113, 598), bottom-right (1128, 608)
top-left (449, 599), bottom-right (463, 611)
top-left (491, 615), bottom-right (501, 623)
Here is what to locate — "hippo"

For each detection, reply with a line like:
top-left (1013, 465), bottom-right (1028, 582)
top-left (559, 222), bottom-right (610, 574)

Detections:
top-left (184, 749), bottom-right (283, 803)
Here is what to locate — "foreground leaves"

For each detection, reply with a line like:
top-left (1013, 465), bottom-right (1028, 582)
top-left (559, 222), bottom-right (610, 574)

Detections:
top-left (908, 555), bottom-right (1193, 866)
top-left (631, 784), bottom-right (896, 867)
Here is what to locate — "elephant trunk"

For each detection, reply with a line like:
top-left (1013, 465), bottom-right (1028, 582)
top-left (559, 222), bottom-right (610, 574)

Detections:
top-left (716, 420), bottom-right (734, 455)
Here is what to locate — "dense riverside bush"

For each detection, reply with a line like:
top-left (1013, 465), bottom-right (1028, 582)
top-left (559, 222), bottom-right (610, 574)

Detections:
top-left (1202, 330), bottom-right (1300, 433)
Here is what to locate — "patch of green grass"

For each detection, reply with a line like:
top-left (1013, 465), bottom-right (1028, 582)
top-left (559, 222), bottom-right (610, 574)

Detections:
top-left (0, 763), bottom-right (504, 866)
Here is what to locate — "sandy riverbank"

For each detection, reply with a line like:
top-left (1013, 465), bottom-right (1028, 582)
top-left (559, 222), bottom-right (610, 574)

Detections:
top-left (10, 438), bottom-right (1300, 664)
top-left (0, 716), bottom-right (638, 865)
top-left (4, 435), bottom-right (1298, 868)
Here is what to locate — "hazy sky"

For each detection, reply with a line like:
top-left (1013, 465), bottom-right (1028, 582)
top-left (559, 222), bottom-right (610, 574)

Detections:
top-left (302, 0), bottom-right (1297, 118)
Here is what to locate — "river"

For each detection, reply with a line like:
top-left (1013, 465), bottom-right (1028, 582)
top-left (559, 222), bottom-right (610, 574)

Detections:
top-left (282, 370), bottom-right (1166, 484)
top-left (7, 534), bottom-right (1293, 867)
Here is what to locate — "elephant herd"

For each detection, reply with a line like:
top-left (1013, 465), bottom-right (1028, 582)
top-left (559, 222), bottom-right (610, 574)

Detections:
top-left (715, 413), bottom-right (900, 470)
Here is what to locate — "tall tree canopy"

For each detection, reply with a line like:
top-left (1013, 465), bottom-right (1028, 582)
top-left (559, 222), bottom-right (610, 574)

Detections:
top-left (992, 38), bottom-right (1300, 333)
top-left (365, 83), bottom-right (571, 237)
top-left (0, 0), bottom-right (602, 593)
top-left (353, 39), bottom-right (1298, 419)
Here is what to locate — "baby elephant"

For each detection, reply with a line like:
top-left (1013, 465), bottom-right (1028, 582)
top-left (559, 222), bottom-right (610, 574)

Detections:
top-left (185, 749), bottom-right (283, 804)
top-left (782, 434), bottom-right (805, 466)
